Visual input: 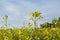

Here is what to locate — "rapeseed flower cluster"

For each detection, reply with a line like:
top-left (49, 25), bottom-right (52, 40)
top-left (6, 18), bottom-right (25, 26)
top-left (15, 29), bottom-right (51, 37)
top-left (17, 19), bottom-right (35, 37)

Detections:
top-left (0, 27), bottom-right (60, 40)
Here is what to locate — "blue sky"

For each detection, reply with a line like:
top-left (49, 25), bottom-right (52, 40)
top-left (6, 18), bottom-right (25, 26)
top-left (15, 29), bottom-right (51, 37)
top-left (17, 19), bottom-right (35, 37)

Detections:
top-left (0, 0), bottom-right (60, 26)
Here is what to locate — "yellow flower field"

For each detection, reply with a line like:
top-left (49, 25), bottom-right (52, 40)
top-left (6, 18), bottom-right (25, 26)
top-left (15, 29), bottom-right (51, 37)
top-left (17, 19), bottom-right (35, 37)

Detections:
top-left (0, 27), bottom-right (60, 40)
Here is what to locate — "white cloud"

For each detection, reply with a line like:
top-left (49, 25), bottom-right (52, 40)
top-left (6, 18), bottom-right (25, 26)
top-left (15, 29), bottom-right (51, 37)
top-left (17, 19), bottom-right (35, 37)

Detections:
top-left (5, 4), bottom-right (15, 12)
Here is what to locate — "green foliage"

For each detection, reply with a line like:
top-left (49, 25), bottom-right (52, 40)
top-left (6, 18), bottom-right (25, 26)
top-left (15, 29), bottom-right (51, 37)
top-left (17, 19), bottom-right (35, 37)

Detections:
top-left (41, 17), bottom-right (60, 28)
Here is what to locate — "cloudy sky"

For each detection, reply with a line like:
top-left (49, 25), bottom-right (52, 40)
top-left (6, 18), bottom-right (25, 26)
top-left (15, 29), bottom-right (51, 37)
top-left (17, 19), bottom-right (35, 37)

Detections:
top-left (0, 0), bottom-right (60, 26)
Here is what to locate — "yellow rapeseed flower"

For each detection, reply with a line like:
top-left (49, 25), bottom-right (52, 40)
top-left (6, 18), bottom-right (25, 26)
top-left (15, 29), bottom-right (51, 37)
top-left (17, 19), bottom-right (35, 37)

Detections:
top-left (43, 30), bottom-right (49, 35)
top-left (52, 28), bottom-right (55, 30)
top-left (56, 31), bottom-right (59, 34)
top-left (4, 36), bottom-right (8, 40)
top-left (26, 36), bottom-right (29, 40)
top-left (43, 36), bottom-right (48, 39)
top-left (19, 30), bottom-right (22, 35)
